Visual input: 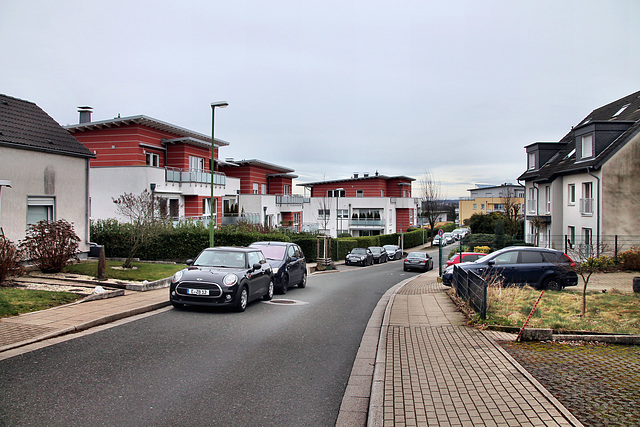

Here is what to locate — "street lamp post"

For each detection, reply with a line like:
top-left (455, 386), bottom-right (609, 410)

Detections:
top-left (335, 188), bottom-right (344, 261)
top-left (210, 101), bottom-right (228, 247)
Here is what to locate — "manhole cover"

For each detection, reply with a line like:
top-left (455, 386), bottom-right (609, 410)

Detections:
top-left (264, 299), bottom-right (309, 306)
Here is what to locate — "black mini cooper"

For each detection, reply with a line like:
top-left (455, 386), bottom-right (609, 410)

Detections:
top-left (170, 247), bottom-right (274, 312)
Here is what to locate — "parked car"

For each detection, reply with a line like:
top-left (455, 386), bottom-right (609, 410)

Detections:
top-left (403, 252), bottom-right (434, 272)
top-left (170, 247), bottom-right (274, 312)
top-left (345, 248), bottom-right (374, 266)
top-left (369, 246), bottom-right (388, 263)
top-left (383, 244), bottom-right (403, 260)
top-left (445, 252), bottom-right (487, 267)
top-left (250, 241), bottom-right (306, 294)
top-left (441, 246), bottom-right (577, 290)
top-left (451, 228), bottom-right (469, 240)
top-left (432, 235), bottom-right (443, 246)
top-left (442, 232), bottom-right (454, 245)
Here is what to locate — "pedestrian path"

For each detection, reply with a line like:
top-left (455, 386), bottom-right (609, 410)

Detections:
top-left (366, 270), bottom-right (583, 427)
top-left (0, 288), bottom-right (169, 354)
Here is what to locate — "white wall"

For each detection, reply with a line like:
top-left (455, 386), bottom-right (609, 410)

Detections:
top-left (0, 147), bottom-right (90, 251)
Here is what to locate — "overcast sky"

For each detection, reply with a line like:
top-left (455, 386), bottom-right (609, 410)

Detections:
top-left (2, 0), bottom-right (638, 197)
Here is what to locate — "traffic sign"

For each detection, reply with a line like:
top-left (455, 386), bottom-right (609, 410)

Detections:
top-left (438, 229), bottom-right (444, 236)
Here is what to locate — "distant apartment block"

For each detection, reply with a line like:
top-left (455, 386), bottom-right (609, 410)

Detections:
top-left (458, 183), bottom-right (524, 225)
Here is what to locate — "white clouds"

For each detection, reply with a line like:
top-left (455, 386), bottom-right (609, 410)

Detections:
top-left (1, 0), bottom-right (638, 197)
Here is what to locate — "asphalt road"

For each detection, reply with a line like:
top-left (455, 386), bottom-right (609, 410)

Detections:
top-left (0, 254), bottom-right (437, 426)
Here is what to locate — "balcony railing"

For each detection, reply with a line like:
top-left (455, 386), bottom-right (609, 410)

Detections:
top-left (276, 195), bottom-right (309, 205)
top-left (165, 167), bottom-right (226, 186)
top-left (580, 198), bottom-right (594, 216)
top-left (221, 213), bottom-right (260, 225)
top-left (349, 218), bottom-right (385, 228)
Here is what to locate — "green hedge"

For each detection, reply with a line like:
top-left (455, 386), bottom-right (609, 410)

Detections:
top-left (91, 220), bottom-right (430, 264)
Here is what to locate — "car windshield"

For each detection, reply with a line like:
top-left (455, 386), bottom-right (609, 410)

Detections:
top-left (407, 252), bottom-right (426, 259)
top-left (351, 248), bottom-right (367, 255)
top-left (193, 250), bottom-right (246, 268)
top-left (370, 247), bottom-right (382, 254)
top-left (253, 245), bottom-right (286, 261)
top-left (383, 245), bottom-right (396, 251)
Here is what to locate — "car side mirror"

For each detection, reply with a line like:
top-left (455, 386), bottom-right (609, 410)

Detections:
top-left (253, 262), bottom-right (262, 271)
top-left (487, 260), bottom-right (495, 267)
top-left (186, 259), bottom-right (194, 266)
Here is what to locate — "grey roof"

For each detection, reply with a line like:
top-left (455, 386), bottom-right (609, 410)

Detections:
top-left (0, 94), bottom-right (94, 158)
top-left (65, 114), bottom-right (229, 147)
top-left (519, 90), bottom-right (640, 182)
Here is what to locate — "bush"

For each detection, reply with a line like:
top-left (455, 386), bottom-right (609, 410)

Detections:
top-left (21, 220), bottom-right (80, 273)
top-left (0, 236), bottom-right (24, 285)
top-left (618, 247), bottom-right (640, 271)
top-left (474, 246), bottom-right (491, 254)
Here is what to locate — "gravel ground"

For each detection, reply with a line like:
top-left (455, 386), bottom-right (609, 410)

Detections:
top-left (501, 340), bottom-right (640, 427)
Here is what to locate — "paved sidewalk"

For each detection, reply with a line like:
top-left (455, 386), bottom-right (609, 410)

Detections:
top-left (0, 288), bottom-right (169, 353)
top-left (337, 269), bottom-right (583, 427)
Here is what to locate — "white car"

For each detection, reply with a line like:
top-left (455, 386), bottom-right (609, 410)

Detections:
top-left (443, 232), bottom-right (454, 245)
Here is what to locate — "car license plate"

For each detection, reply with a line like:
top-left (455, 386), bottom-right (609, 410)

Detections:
top-left (187, 288), bottom-right (209, 296)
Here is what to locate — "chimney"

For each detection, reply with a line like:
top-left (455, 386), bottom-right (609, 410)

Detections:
top-left (78, 106), bottom-right (93, 124)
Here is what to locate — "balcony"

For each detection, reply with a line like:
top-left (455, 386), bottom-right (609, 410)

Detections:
top-left (580, 198), bottom-right (594, 216)
top-left (350, 218), bottom-right (385, 228)
top-left (221, 212), bottom-right (261, 225)
top-left (165, 167), bottom-right (226, 186)
top-left (276, 195), bottom-right (309, 205)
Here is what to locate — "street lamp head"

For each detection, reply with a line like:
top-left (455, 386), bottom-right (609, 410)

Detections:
top-left (211, 101), bottom-right (229, 108)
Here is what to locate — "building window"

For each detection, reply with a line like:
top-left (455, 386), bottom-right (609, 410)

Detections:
top-left (284, 184), bottom-right (291, 194)
top-left (189, 156), bottom-right (205, 171)
top-left (527, 187), bottom-right (537, 213)
top-left (146, 152), bottom-right (159, 167)
top-left (568, 226), bottom-right (575, 247)
top-left (568, 184), bottom-right (576, 205)
top-left (581, 134), bottom-right (594, 159)
top-left (528, 152), bottom-right (535, 170)
top-left (481, 204), bottom-right (485, 210)
top-left (169, 199), bottom-right (179, 219)
top-left (318, 209), bottom-right (330, 219)
top-left (580, 182), bottom-right (593, 216)
top-left (356, 190), bottom-right (363, 197)
top-left (545, 185), bottom-right (551, 214)
top-left (338, 209), bottom-right (349, 219)
top-left (261, 184), bottom-right (267, 195)
top-left (27, 196), bottom-right (55, 225)
top-left (381, 190), bottom-right (384, 197)
top-left (473, 204), bottom-right (477, 210)
top-left (253, 183), bottom-right (259, 194)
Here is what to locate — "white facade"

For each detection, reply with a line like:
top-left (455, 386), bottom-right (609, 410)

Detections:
top-left (302, 196), bottom-right (419, 237)
top-left (0, 146), bottom-right (91, 252)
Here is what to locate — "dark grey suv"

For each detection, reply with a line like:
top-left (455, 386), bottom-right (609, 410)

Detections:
top-left (250, 241), bottom-right (306, 294)
top-left (443, 246), bottom-right (578, 290)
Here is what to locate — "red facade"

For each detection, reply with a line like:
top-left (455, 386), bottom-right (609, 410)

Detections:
top-left (309, 177), bottom-right (412, 198)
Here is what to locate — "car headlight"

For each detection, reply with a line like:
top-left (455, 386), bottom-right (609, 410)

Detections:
top-left (272, 267), bottom-right (279, 274)
top-left (223, 273), bottom-right (238, 286)
top-left (172, 270), bottom-right (183, 283)
top-left (445, 266), bottom-right (453, 274)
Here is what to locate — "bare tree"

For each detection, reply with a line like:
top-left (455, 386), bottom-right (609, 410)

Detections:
top-left (419, 170), bottom-right (445, 235)
top-left (500, 187), bottom-right (523, 236)
top-left (113, 189), bottom-right (169, 268)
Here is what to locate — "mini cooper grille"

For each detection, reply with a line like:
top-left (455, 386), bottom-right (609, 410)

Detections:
top-left (176, 282), bottom-right (223, 298)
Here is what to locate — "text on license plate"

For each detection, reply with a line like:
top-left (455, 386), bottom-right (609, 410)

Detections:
top-left (187, 288), bottom-right (209, 296)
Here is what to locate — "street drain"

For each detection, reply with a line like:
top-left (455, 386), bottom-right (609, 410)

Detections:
top-left (265, 299), bottom-right (309, 306)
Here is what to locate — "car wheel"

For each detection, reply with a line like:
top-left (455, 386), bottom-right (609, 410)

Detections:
top-left (279, 274), bottom-right (289, 294)
top-left (263, 279), bottom-right (274, 301)
top-left (235, 286), bottom-right (248, 312)
top-left (298, 272), bottom-right (307, 288)
top-left (543, 277), bottom-right (563, 291)
top-left (403, 266), bottom-right (408, 271)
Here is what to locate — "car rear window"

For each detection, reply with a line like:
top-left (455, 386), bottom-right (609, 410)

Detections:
top-left (462, 254), bottom-right (482, 262)
top-left (542, 251), bottom-right (570, 263)
top-left (519, 250), bottom-right (544, 263)
top-left (408, 252), bottom-right (425, 258)
top-left (254, 245), bottom-right (286, 260)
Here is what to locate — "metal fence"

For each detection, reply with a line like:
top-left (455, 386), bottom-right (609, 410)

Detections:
top-left (525, 234), bottom-right (640, 261)
top-left (452, 265), bottom-right (488, 319)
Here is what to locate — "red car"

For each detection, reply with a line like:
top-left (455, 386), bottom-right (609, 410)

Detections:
top-left (445, 252), bottom-right (487, 267)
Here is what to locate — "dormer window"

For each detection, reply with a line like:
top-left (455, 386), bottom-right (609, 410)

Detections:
top-left (581, 134), bottom-right (594, 159)
top-left (527, 152), bottom-right (535, 170)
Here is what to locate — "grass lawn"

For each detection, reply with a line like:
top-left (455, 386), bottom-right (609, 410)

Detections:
top-left (474, 286), bottom-right (640, 334)
top-left (63, 261), bottom-right (186, 282)
top-left (0, 287), bottom-right (83, 318)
